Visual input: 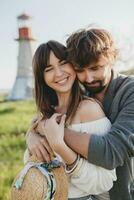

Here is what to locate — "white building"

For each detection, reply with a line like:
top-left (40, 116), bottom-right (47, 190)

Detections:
top-left (8, 13), bottom-right (35, 100)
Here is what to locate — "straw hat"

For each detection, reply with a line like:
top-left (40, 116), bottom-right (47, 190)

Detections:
top-left (11, 156), bottom-right (68, 200)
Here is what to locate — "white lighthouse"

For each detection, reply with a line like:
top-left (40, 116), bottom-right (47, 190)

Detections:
top-left (8, 13), bottom-right (35, 100)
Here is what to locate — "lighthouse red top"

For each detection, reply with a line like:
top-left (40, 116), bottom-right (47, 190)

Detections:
top-left (16, 13), bottom-right (35, 41)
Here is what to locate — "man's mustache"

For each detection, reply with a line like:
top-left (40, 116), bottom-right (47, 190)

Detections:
top-left (85, 81), bottom-right (101, 86)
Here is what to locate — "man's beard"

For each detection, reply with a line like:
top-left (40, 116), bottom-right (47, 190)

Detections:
top-left (84, 80), bottom-right (106, 94)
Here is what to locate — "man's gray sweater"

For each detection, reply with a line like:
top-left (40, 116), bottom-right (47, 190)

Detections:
top-left (88, 71), bottom-right (134, 200)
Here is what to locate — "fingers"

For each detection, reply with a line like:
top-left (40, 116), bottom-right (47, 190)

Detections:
top-left (40, 136), bottom-right (54, 156)
top-left (38, 145), bottom-right (52, 162)
top-left (45, 113), bottom-right (62, 125)
top-left (31, 144), bottom-right (52, 163)
top-left (27, 132), bottom-right (53, 163)
top-left (50, 113), bottom-right (66, 125)
top-left (33, 148), bottom-right (45, 162)
top-left (50, 113), bottom-right (62, 120)
top-left (35, 122), bottom-right (44, 134)
top-left (60, 114), bottom-right (66, 126)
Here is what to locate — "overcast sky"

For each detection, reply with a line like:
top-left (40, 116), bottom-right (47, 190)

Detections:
top-left (1, 0), bottom-right (134, 90)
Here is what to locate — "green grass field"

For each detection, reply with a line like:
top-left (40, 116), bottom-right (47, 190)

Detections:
top-left (0, 98), bottom-right (36, 200)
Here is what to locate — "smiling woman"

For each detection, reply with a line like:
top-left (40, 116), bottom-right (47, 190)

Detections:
top-left (32, 40), bottom-right (82, 122)
top-left (44, 51), bottom-right (76, 95)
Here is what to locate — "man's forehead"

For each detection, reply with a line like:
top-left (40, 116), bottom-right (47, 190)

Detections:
top-left (74, 57), bottom-right (107, 69)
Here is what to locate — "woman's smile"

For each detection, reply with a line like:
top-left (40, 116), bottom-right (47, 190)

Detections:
top-left (55, 76), bottom-right (69, 85)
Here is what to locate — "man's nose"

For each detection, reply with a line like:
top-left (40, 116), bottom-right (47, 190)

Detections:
top-left (85, 71), bottom-right (94, 83)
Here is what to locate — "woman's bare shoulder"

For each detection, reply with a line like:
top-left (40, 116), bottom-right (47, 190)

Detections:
top-left (77, 98), bottom-right (105, 123)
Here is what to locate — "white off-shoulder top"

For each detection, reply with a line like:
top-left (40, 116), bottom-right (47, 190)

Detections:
top-left (67, 117), bottom-right (117, 200)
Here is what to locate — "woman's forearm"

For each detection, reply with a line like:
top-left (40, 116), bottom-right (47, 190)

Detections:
top-left (55, 142), bottom-right (77, 165)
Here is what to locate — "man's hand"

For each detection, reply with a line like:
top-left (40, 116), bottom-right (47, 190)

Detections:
top-left (26, 131), bottom-right (54, 162)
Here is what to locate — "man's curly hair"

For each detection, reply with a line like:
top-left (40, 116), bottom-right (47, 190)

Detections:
top-left (66, 28), bottom-right (118, 68)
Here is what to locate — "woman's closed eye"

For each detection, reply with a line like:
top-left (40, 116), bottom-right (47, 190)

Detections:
top-left (44, 61), bottom-right (68, 72)
top-left (44, 66), bottom-right (54, 72)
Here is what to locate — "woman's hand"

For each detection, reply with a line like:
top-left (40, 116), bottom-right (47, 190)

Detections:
top-left (36, 114), bottom-right (78, 166)
top-left (42, 113), bottom-right (66, 153)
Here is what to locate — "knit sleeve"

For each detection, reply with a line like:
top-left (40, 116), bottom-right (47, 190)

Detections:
top-left (88, 82), bottom-right (134, 169)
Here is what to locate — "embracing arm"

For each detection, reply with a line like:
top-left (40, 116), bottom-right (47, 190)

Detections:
top-left (64, 99), bottom-right (105, 160)
top-left (65, 84), bottom-right (134, 170)
top-left (64, 128), bottom-right (90, 159)
top-left (64, 99), bottom-right (117, 194)
top-left (64, 130), bottom-right (117, 194)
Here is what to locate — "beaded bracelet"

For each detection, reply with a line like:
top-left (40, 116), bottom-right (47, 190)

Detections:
top-left (70, 157), bottom-right (83, 176)
top-left (65, 154), bottom-right (80, 174)
top-left (66, 154), bottom-right (78, 168)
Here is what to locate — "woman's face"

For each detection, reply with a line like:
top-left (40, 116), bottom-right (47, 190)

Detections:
top-left (44, 51), bottom-right (76, 94)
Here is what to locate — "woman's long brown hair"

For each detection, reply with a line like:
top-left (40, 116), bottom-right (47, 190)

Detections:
top-left (32, 40), bottom-right (83, 123)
